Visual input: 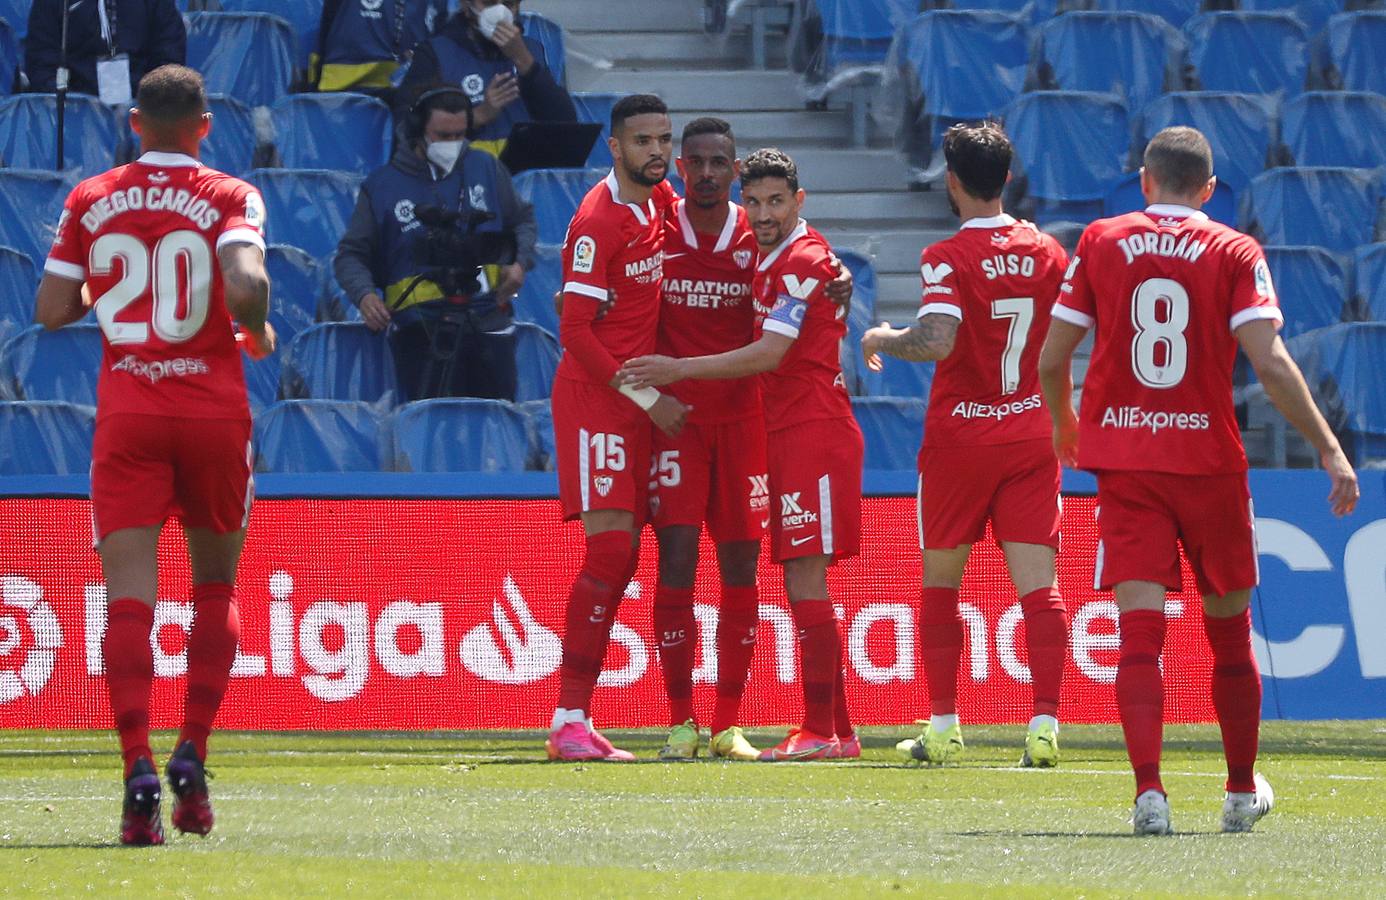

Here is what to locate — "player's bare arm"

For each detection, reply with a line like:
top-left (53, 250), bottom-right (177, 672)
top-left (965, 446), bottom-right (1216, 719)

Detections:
top-left (825, 255), bottom-right (853, 308)
top-left (34, 273), bottom-right (88, 331)
top-left (220, 242), bottom-right (275, 358)
top-left (861, 313), bottom-right (959, 370)
top-left (1236, 318), bottom-right (1359, 516)
top-left (622, 331), bottom-right (793, 387)
top-left (1038, 318), bottom-right (1088, 468)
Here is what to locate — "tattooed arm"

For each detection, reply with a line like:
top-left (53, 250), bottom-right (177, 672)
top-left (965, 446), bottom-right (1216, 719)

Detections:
top-left (861, 313), bottom-right (959, 370)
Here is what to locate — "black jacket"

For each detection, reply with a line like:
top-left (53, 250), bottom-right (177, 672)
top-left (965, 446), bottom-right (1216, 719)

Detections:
top-left (25, 0), bottom-right (185, 95)
top-left (395, 11), bottom-right (575, 127)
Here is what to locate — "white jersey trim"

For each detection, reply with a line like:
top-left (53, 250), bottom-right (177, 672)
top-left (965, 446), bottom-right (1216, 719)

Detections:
top-left (1051, 303), bottom-right (1095, 330)
top-left (578, 427), bottom-right (592, 512)
top-left (1230, 306), bottom-right (1284, 332)
top-left (604, 169), bottom-right (653, 227)
top-left (818, 473), bottom-right (834, 556)
top-left (136, 150), bottom-right (201, 168)
top-left (918, 302), bottom-right (962, 320)
top-left (564, 281), bottom-right (610, 302)
top-left (1145, 203), bottom-right (1208, 221)
top-left (762, 318), bottom-right (800, 340)
top-left (756, 219), bottom-right (809, 272)
top-left (216, 227), bottom-right (266, 253)
top-left (960, 213), bottom-right (1017, 230)
top-left (44, 258), bottom-right (86, 281)
top-left (712, 201), bottom-right (739, 253)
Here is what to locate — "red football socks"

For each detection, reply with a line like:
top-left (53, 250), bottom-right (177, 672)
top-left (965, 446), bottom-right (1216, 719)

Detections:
top-left (1020, 587), bottom-right (1068, 718)
top-left (179, 582), bottom-right (241, 761)
top-left (103, 598), bottom-right (155, 778)
top-left (1205, 608), bottom-right (1262, 794)
top-left (557, 530), bottom-right (632, 713)
top-left (919, 587), bottom-right (963, 716)
top-left (711, 585), bottom-right (757, 735)
top-left (654, 585), bottom-right (697, 726)
top-left (791, 599), bottom-right (839, 737)
top-left (1117, 609), bottom-right (1167, 798)
top-left (832, 644), bottom-right (854, 738)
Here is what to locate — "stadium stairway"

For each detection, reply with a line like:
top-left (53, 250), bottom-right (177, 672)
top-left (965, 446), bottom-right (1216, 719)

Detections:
top-left (526, 0), bottom-right (956, 326)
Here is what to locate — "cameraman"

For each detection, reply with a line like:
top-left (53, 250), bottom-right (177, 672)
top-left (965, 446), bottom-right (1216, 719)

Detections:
top-left (334, 85), bottom-right (537, 401)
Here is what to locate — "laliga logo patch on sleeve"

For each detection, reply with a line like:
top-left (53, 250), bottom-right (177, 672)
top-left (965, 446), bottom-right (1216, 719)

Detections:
top-left (52, 209), bottom-right (69, 245)
top-left (1254, 258), bottom-right (1276, 300)
top-left (245, 191), bottom-right (265, 229)
top-left (573, 235), bottom-right (597, 274)
top-left (1063, 255), bottom-right (1081, 282)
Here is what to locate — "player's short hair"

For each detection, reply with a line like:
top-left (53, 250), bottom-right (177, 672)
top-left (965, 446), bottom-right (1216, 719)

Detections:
top-left (942, 122), bottom-right (1011, 201)
top-left (1144, 126), bottom-right (1214, 197)
top-left (741, 147), bottom-right (798, 192)
top-left (135, 65), bottom-right (207, 125)
top-left (611, 94), bottom-right (668, 133)
top-left (681, 117), bottom-right (735, 149)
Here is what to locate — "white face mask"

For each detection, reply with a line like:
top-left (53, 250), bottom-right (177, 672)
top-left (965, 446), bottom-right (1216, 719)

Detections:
top-left (426, 139), bottom-right (466, 173)
top-left (476, 4), bottom-right (513, 40)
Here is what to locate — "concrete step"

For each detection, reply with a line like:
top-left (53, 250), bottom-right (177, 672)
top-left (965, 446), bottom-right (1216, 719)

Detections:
top-left (525, 0), bottom-right (706, 33)
top-left (580, 69), bottom-right (806, 111)
top-left (781, 148), bottom-right (910, 192)
top-left (821, 228), bottom-right (948, 274)
top-left (802, 191), bottom-right (953, 228)
top-left (569, 32), bottom-right (785, 70)
top-left (678, 108), bottom-right (851, 144)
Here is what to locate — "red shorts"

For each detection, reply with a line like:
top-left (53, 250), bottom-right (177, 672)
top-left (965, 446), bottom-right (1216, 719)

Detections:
top-left (1094, 470), bottom-right (1258, 596)
top-left (649, 416), bottom-right (769, 543)
top-left (918, 437), bottom-right (1061, 550)
top-left (90, 413), bottom-right (253, 545)
top-left (552, 377), bottom-right (652, 521)
top-left (767, 418), bottom-right (863, 563)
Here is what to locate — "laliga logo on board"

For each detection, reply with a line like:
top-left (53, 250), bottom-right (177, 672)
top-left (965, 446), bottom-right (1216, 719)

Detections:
top-left (460, 575), bottom-right (562, 684)
top-left (0, 576), bottom-right (62, 703)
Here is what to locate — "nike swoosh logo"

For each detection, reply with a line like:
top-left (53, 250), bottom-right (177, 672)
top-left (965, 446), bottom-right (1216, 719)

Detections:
top-left (790, 536), bottom-right (815, 546)
top-left (759, 517), bottom-right (770, 529)
top-left (664, 252), bottom-right (687, 260)
top-left (740, 638), bottom-right (757, 645)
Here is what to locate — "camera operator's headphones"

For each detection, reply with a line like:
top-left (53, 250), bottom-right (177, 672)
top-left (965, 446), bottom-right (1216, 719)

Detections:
top-left (404, 86), bottom-right (475, 144)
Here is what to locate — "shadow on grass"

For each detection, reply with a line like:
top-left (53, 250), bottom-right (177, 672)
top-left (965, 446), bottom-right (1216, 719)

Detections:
top-left (951, 830), bottom-right (1219, 840)
top-left (0, 842), bottom-right (121, 850)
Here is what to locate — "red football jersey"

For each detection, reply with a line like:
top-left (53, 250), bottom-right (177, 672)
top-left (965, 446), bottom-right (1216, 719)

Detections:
top-left (658, 198), bottom-right (760, 424)
top-left (754, 220), bottom-right (853, 433)
top-left (1054, 204), bottom-right (1283, 475)
top-left (556, 172), bottom-right (675, 385)
top-left (918, 215), bottom-right (1068, 449)
top-left (45, 151), bottom-right (266, 421)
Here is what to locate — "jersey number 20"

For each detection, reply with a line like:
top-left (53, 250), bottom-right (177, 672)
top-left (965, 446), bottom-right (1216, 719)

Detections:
top-left (89, 230), bottom-right (213, 345)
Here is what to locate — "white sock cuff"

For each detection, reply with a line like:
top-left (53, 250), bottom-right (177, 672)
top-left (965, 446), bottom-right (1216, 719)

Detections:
top-left (930, 714), bottom-right (959, 732)
top-left (1029, 714), bottom-right (1059, 732)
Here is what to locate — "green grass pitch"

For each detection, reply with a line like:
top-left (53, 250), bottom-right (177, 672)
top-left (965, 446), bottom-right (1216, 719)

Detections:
top-left (1, 723), bottom-right (1383, 897)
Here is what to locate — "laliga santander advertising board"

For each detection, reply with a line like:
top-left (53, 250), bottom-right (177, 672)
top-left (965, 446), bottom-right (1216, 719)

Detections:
top-left (0, 469), bottom-right (1382, 729)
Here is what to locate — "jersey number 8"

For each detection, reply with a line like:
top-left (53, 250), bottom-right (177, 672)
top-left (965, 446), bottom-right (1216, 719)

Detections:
top-left (90, 230), bottom-right (213, 346)
top-left (1130, 277), bottom-right (1189, 389)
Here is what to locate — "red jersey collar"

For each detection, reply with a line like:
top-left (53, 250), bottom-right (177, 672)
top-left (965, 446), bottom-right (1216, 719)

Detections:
top-left (675, 198), bottom-right (739, 253)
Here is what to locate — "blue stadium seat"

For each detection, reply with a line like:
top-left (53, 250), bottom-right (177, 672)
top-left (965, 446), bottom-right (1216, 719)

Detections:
top-left (1287, 322), bottom-right (1386, 463)
top-left (1240, 0), bottom-right (1344, 34)
top-left (1093, 0), bottom-right (1199, 29)
top-left (0, 0), bottom-right (28, 39)
top-left (896, 11), bottom-right (1032, 131)
top-left (1005, 91), bottom-right (1130, 224)
top-left (201, 94), bottom-right (258, 177)
top-left (513, 243), bottom-right (561, 335)
top-left (0, 168), bottom-right (75, 269)
top-left (1264, 245), bottom-right (1349, 338)
top-left (816, 0), bottom-right (917, 72)
top-left (1282, 92), bottom-right (1386, 169)
top-left (511, 167), bottom-right (608, 245)
top-left (1242, 167), bottom-right (1383, 252)
top-left (281, 322), bottom-right (399, 406)
top-left (218, 0), bottom-right (322, 71)
top-left (1322, 11), bottom-right (1386, 94)
top-left (517, 398), bottom-right (555, 471)
top-left (836, 249), bottom-right (877, 320)
top-left (859, 353), bottom-right (934, 401)
top-left (949, 0), bottom-right (1058, 27)
top-left (0, 323), bottom-right (100, 404)
top-left (1103, 170), bottom-right (1238, 225)
top-left (571, 93), bottom-right (618, 168)
top-left (252, 399), bottom-right (386, 472)
top-left (186, 12), bottom-right (296, 107)
top-left (852, 397), bottom-right (925, 470)
top-left (249, 169), bottom-right (363, 262)
top-left (1350, 243), bottom-right (1386, 322)
top-left (0, 17), bottom-right (17, 95)
top-left (242, 348), bottom-right (281, 412)
top-left (1036, 12), bottom-right (1185, 110)
top-left (266, 244), bottom-right (324, 336)
top-left (0, 245), bottom-right (36, 345)
top-left (391, 398), bottom-right (532, 472)
top-left (1137, 92), bottom-right (1275, 193)
top-left (0, 94), bottom-right (120, 173)
top-left (271, 94), bottom-right (393, 174)
top-left (520, 11), bottom-right (567, 88)
top-left (514, 322), bottom-right (560, 402)
top-left (1184, 12), bottom-right (1309, 97)
top-left (0, 401), bottom-right (94, 475)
